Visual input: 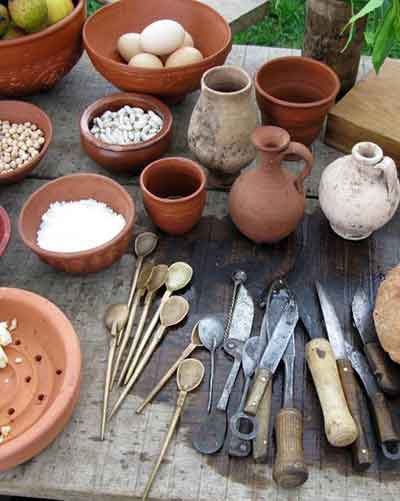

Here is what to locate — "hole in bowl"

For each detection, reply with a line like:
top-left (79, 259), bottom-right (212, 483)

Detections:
top-left (56, 369), bottom-right (63, 375)
top-left (8, 408), bottom-right (15, 415)
top-left (35, 355), bottom-right (42, 362)
top-left (38, 394), bottom-right (45, 402)
top-left (25, 376), bottom-right (31, 383)
top-left (14, 339), bottom-right (21, 346)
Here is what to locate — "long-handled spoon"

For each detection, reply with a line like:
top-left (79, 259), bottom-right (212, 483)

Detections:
top-left (118, 264), bottom-right (169, 387)
top-left (136, 321), bottom-right (203, 414)
top-left (109, 296), bottom-right (190, 420)
top-left (142, 358), bottom-right (205, 500)
top-left (111, 262), bottom-right (153, 388)
top-left (198, 317), bottom-right (224, 413)
top-left (100, 303), bottom-right (129, 441)
top-left (123, 262), bottom-right (193, 384)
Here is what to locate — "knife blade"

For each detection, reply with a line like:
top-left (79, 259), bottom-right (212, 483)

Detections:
top-left (315, 281), bottom-right (372, 467)
top-left (345, 341), bottom-right (400, 460)
top-left (352, 287), bottom-right (400, 396)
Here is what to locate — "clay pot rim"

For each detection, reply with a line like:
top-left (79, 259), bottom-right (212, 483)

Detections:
top-left (352, 142), bottom-right (383, 166)
top-left (0, 206), bottom-right (11, 257)
top-left (251, 126), bottom-right (291, 153)
top-left (255, 56), bottom-right (341, 109)
top-left (140, 157), bottom-right (206, 205)
top-left (0, 0), bottom-right (84, 47)
top-left (80, 92), bottom-right (173, 153)
top-left (0, 287), bottom-right (81, 464)
top-left (201, 65), bottom-right (252, 96)
top-left (0, 101), bottom-right (53, 184)
top-left (83, 0), bottom-right (232, 75)
top-left (18, 173), bottom-right (135, 259)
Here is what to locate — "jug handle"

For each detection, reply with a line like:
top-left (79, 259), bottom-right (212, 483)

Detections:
top-left (376, 157), bottom-right (399, 198)
top-left (282, 142), bottom-right (314, 194)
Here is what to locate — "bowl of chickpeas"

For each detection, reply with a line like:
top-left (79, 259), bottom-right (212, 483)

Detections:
top-left (0, 101), bottom-right (53, 185)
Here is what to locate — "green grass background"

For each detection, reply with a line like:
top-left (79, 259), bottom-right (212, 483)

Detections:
top-left (87, 0), bottom-right (400, 58)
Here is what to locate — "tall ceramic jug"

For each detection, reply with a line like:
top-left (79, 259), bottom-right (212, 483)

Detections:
top-left (319, 142), bottom-right (400, 240)
top-left (188, 65), bottom-right (259, 187)
top-left (229, 126), bottom-right (314, 243)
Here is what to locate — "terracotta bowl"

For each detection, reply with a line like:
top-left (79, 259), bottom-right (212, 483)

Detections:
top-left (255, 56), bottom-right (340, 147)
top-left (140, 157), bottom-right (206, 235)
top-left (0, 206), bottom-right (11, 256)
top-left (80, 93), bottom-right (173, 174)
top-left (83, 0), bottom-right (232, 101)
top-left (0, 287), bottom-right (81, 471)
top-left (18, 173), bottom-right (135, 273)
top-left (0, 101), bottom-right (53, 185)
top-left (0, 0), bottom-right (85, 97)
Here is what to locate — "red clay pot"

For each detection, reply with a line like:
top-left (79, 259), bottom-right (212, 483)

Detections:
top-left (0, 287), bottom-right (81, 471)
top-left (140, 157), bottom-right (206, 235)
top-left (229, 126), bottom-right (314, 243)
top-left (0, 206), bottom-right (11, 256)
top-left (255, 56), bottom-right (340, 146)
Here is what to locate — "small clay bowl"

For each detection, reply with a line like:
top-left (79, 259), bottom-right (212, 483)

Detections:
top-left (140, 157), bottom-right (206, 235)
top-left (18, 173), bottom-right (135, 273)
top-left (80, 93), bottom-right (173, 174)
top-left (255, 56), bottom-right (340, 147)
top-left (0, 287), bottom-right (81, 471)
top-left (0, 101), bottom-right (53, 185)
top-left (0, 206), bottom-right (11, 256)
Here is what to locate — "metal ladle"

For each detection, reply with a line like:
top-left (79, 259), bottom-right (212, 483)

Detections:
top-left (198, 317), bottom-right (224, 413)
top-left (118, 264), bottom-right (168, 387)
top-left (109, 296), bottom-right (190, 420)
top-left (123, 262), bottom-right (193, 384)
top-left (100, 303), bottom-right (129, 440)
top-left (142, 358), bottom-right (205, 500)
top-left (136, 321), bottom-right (203, 414)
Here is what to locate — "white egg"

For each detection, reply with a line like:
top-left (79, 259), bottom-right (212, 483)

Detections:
top-left (140, 20), bottom-right (185, 56)
top-left (129, 53), bottom-right (164, 69)
top-left (118, 33), bottom-right (142, 63)
top-left (181, 31), bottom-right (194, 48)
top-left (165, 47), bottom-right (204, 68)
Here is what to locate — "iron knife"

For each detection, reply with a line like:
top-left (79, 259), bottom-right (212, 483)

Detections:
top-left (352, 287), bottom-right (400, 396)
top-left (345, 341), bottom-right (400, 460)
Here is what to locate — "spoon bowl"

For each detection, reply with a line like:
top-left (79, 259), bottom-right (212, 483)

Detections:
top-left (177, 358), bottom-right (205, 392)
top-left (135, 232), bottom-right (158, 258)
top-left (198, 317), bottom-right (224, 350)
top-left (147, 264), bottom-right (169, 293)
top-left (166, 262), bottom-right (193, 292)
top-left (105, 304), bottom-right (129, 334)
top-left (191, 323), bottom-right (203, 347)
top-left (160, 296), bottom-right (190, 327)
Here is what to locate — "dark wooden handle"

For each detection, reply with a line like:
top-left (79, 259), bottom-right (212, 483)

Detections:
top-left (253, 380), bottom-right (272, 463)
top-left (337, 359), bottom-right (374, 470)
top-left (272, 408), bottom-right (308, 489)
top-left (365, 342), bottom-right (400, 396)
top-left (244, 368), bottom-right (272, 416)
top-left (371, 392), bottom-right (400, 446)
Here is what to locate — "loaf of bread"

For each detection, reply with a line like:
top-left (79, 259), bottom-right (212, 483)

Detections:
top-left (374, 265), bottom-right (400, 364)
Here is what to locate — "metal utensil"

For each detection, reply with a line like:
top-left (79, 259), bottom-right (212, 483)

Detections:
top-left (223, 270), bottom-right (247, 342)
top-left (136, 321), bottom-right (203, 413)
top-left (124, 262), bottom-right (193, 384)
top-left (142, 358), bottom-right (205, 500)
top-left (346, 341), bottom-right (400, 460)
top-left (128, 232), bottom-right (158, 309)
top-left (352, 286), bottom-right (400, 396)
top-left (198, 316), bottom-right (224, 413)
top-left (118, 264), bottom-right (168, 386)
top-left (109, 296), bottom-right (190, 420)
top-left (100, 304), bottom-right (129, 440)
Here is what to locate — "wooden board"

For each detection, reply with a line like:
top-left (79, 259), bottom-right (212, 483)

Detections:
top-left (325, 59), bottom-right (400, 164)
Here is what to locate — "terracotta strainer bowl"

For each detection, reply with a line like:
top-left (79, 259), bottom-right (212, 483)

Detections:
top-left (0, 288), bottom-right (81, 471)
top-left (0, 207), bottom-right (11, 257)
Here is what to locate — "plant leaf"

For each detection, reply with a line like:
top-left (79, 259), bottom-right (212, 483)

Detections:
top-left (344, 0), bottom-right (384, 31)
top-left (364, 29), bottom-right (376, 46)
top-left (372, 4), bottom-right (396, 73)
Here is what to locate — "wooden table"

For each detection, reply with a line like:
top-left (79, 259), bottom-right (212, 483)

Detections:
top-left (1, 46), bottom-right (399, 501)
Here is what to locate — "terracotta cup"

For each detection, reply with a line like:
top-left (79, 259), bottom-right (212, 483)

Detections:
top-left (255, 56), bottom-right (340, 146)
top-left (140, 157), bottom-right (207, 235)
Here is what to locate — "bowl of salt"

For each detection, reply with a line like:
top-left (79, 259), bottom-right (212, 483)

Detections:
top-left (18, 173), bottom-right (135, 273)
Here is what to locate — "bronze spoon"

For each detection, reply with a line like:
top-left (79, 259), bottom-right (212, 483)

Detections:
top-left (101, 303), bottom-right (129, 441)
top-left (136, 321), bottom-right (203, 414)
top-left (142, 358), bottom-right (205, 500)
top-left (109, 296), bottom-right (190, 420)
top-left (118, 264), bottom-right (168, 387)
top-left (123, 262), bottom-right (193, 384)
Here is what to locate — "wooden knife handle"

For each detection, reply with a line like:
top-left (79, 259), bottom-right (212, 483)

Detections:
top-left (245, 368), bottom-right (272, 416)
top-left (337, 359), bottom-right (374, 470)
top-left (365, 342), bottom-right (400, 397)
top-left (272, 408), bottom-right (308, 489)
top-left (371, 392), bottom-right (400, 447)
top-left (253, 380), bottom-right (272, 463)
top-left (305, 338), bottom-right (358, 447)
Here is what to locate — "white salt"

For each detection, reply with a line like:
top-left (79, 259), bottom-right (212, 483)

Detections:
top-left (37, 199), bottom-right (126, 253)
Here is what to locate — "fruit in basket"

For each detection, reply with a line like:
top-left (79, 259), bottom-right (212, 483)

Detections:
top-left (2, 22), bottom-right (24, 38)
top-left (0, 5), bottom-right (10, 36)
top-left (140, 19), bottom-right (185, 56)
top-left (9, 0), bottom-right (48, 33)
top-left (166, 47), bottom-right (203, 68)
top-left (129, 53), bottom-right (163, 69)
top-left (46, 0), bottom-right (73, 25)
top-left (117, 32), bottom-right (141, 63)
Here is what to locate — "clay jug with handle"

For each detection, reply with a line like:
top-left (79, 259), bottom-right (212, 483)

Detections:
top-left (229, 126), bottom-right (314, 243)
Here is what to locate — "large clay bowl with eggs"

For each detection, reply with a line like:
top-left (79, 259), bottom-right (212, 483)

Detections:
top-left (0, 207), bottom-right (11, 256)
top-left (0, 0), bottom-right (85, 97)
top-left (18, 173), bottom-right (135, 273)
top-left (0, 288), bottom-right (81, 471)
top-left (83, 0), bottom-right (232, 101)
